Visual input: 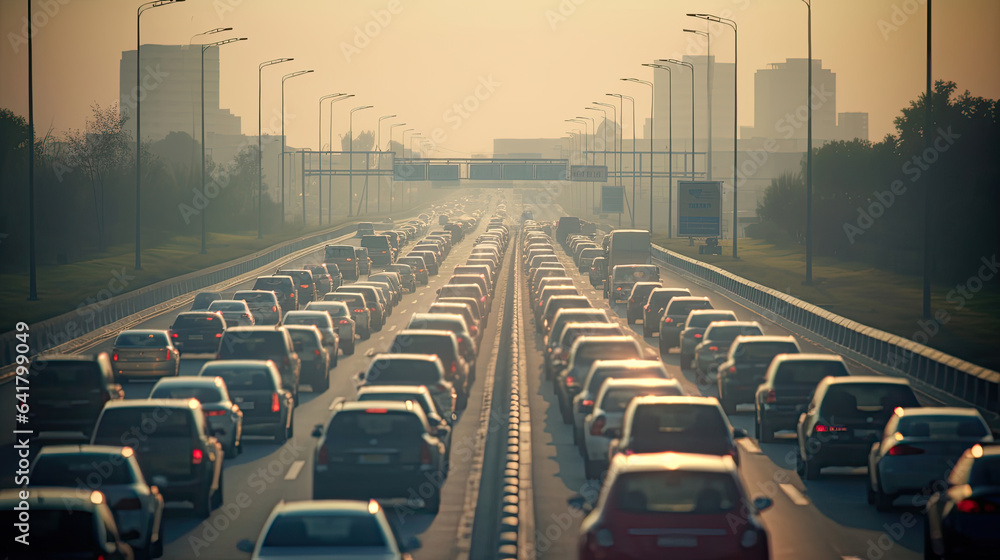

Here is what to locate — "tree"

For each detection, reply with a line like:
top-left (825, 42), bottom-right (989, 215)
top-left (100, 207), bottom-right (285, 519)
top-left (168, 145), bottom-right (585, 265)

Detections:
top-left (756, 172), bottom-right (805, 243)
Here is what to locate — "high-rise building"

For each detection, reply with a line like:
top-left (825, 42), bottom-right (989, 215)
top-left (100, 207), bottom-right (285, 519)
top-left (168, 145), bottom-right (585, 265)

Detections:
top-left (837, 112), bottom-right (869, 142)
top-left (752, 58), bottom-right (837, 141)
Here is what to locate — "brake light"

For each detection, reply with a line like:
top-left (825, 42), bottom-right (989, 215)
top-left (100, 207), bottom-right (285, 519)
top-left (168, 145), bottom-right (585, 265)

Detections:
top-left (591, 416), bottom-right (606, 436)
top-left (191, 449), bottom-right (203, 465)
top-left (300, 284), bottom-right (309, 288)
top-left (215, 332), bottom-right (223, 338)
top-left (353, 309), bottom-right (364, 313)
top-left (470, 325), bottom-right (479, 336)
top-left (420, 442), bottom-right (433, 466)
top-left (481, 296), bottom-right (486, 302)
top-left (728, 366), bottom-right (737, 373)
top-left (272, 306), bottom-right (277, 312)
top-left (171, 332), bottom-right (178, 338)
top-left (709, 346), bottom-right (718, 352)
top-left (582, 399), bottom-right (594, 407)
top-left (339, 319), bottom-right (350, 324)
top-left (317, 444), bottom-right (329, 465)
top-left (365, 408), bottom-right (388, 414)
top-left (314, 349), bottom-right (321, 356)
top-left (664, 317), bottom-right (673, 323)
top-left (290, 293), bottom-right (295, 298)
top-left (539, 301), bottom-right (543, 307)
top-left (114, 497), bottom-right (142, 510)
top-left (694, 333), bottom-right (702, 338)
top-left (113, 353), bottom-right (118, 361)
top-left (347, 258), bottom-right (352, 261)
top-left (165, 350), bottom-right (171, 361)
top-left (889, 444), bottom-right (924, 456)
top-left (205, 410), bottom-right (226, 416)
top-left (956, 498), bottom-right (999, 514)
top-left (451, 362), bottom-right (457, 373)
top-left (271, 392), bottom-right (280, 412)
top-left (566, 376), bottom-right (575, 386)
top-left (815, 424), bottom-right (847, 433)
top-left (381, 251), bottom-right (386, 254)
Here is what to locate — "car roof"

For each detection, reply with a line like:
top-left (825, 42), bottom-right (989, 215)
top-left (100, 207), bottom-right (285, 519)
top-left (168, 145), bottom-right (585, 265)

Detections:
top-left (269, 499), bottom-right (384, 516)
top-left (357, 385), bottom-right (433, 396)
top-left (732, 335), bottom-right (797, 344)
top-left (338, 400), bottom-right (420, 414)
top-left (0, 487), bottom-right (109, 511)
top-left (612, 452), bottom-right (738, 474)
top-left (894, 407), bottom-right (983, 418)
top-left (705, 321), bottom-right (761, 329)
top-left (771, 353), bottom-right (845, 364)
top-left (36, 444), bottom-right (134, 457)
top-left (599, 378), bottom-right (682, 390)
top-left (590, 359), bottom-right (665, 370)
top-left (820, 375), bottom-right (910, 386)
top-left (411, 312), bottom-right (464, 323)
top-left (117, 329), bottom-right (168, 336)
top-left (201, 359), bottom-right (274, 369)
top-left (667, 296), bottom-right (711, 303)
top-left (631, 395), bottom-right (719, 407)
top-left (152, 376), bottom-right (223, 388)
top-left (224, 326), bottom-right (283, 333)
top-left (395, 329), bottom-right (457, 340)
top-left (371, 353), bottom-right (441, 363)
top-left (104, 398), bottom-right (201, 410)
top-left (177, 311), bottom-right (223, 316)
top-left (284, 310), bottom-right (329, 318)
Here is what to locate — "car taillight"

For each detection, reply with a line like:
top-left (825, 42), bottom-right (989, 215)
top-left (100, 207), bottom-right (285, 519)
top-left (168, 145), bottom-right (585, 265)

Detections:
top-left (956, 498), bottom-right (999, 513)
top-left (205, 410), bottom-right (226, 416)
top-left (765, 390), bottom-right (776, 403)
top-left (165, 350), bottom-right (171, 361)
top-left (215, 332), bottom-right (223, 338)
top-left (191, 449), bottom-right (203, 465)
top-left (339, 319), bottom-right (350, 324)
top-left (470, 325), bottom-right (479, 336)
top-left (354, 309), bottom-right (364, 313)
top-left (272, 306), bottom-right (277, 312)
top-left (728, 366), bottom-right (737, 373)
top-left (815, 424), bottom-right (847, 433)
top-left (271, 392), bottom-right (280, 412)
top-left (591, 416), bottom-right (606, 436)
top-left (314, 349), bottom-right (321, 356)
top-left (171, 332), bottom-right (179, 338)
top-left (112, 353), bottom-right (118, 361)
top-left (694, 333), bottom-right (702, 338)
top-left (582, 399), bottom-right (594, 408)
top-left (381, 250), bottom-right (386, 253)
top-left (317, 444), bottom-right (329, 465)
top-left (451, 362), bottom-right (457, 373)
top-left (481, 296), bottom-right (486, 302)
top-left (300, 284), bottom-right (309, 288)
top-left (420, 442), bottom-right (433, 466)
top-left (366, 408), bottom-right (388, 413)
top-left (539, 301), bottom-right (543, 307)
top-left (709, 346), bottom-right (718, 352)
top-left (114, 497), bottom-right (142, 510)
top-left (290, 293), bottom-right (295, 298)
top-left (566, 376), bottom-right (575, 386)
top-left (889, 444), bottom-right (924, 456)
top-left (347, 258), bottom-right (352, 261)
top-left (663, 317), bottom-right (673, 323)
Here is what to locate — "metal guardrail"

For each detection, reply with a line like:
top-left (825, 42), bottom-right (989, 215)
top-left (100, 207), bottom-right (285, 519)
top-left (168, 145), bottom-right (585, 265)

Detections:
top-left (0, 220), bottom-right (373, 371)
top-left (651, 244), bottom-right (1000, 418)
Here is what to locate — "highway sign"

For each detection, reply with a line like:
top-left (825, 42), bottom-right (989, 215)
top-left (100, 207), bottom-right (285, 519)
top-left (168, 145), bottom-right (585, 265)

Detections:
top-left (394, 163), bottom-right (427, 181)
top-left (678, 180), bottom-right (723, 237)
top-left (428, 165), bottom-right (460, 181)
top-left (469, 163), bottom-right (502, 180)
top-left (535, 164), bottom-right (568, 181)
top-left (601, 186), bottom-right (625, 213)
top-left (569, 165), bottom-right (608, 182)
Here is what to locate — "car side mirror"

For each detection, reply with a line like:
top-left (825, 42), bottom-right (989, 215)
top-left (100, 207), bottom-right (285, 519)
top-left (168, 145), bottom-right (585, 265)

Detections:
top-left (733, 428), bottom-right (748, 439)
top-left (311, 424), bottom-right (324, 438)
top-left (435, 288), bottom-right (441, 295)
top-left (753, 496), bottom-right (774, 512)
top-left (567, 494), bottom-right (593, 513)
top-left (236, 539), bottom-right (255, 553)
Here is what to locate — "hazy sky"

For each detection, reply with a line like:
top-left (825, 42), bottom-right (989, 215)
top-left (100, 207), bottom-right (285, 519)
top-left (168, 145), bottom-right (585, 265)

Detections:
top-left (2, 0), bottom-right (998, 155)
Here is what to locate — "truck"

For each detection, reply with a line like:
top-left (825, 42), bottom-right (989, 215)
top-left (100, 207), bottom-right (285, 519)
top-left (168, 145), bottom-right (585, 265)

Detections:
top-left (605, 229), bottom-right (652, 299)
top-left (555, 216), bottom-right (582, 246)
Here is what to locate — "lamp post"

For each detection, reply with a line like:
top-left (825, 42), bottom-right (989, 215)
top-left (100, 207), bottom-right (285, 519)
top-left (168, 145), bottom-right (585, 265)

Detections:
top-left (643, 62), bottom-right (674, 237)
top-left (608, 94), bottom-right (636, 227)
top-left (594, 101), bottom-right (619, 185)
top-left (410, 134), bottom-right (424, 207)
top-left (623, 77), bottom-right (654, 234)
top-left (376, 114), bottom-right (396, 213)
top-left (661, 59), bottom-right (696, 181)
top-left (27, 0), bottom-right (37, 300)
top-left (135, 0), bottom-right (185, 270)
top-left (402, 128), bottom-right (414, 158)
top-left (586, 106), bottom-right (609, 219)
top-left (689, 12), bottom-right (738, 256)
top-left (257, 58), bottom-right (293, 238)
top-left (923, 0), bottom-right (932, 318)
top-left (281, 69), bottom-right (313, 227)
top-left (318, 93), bottom-right (346, 226)
top-left (388, 122), bottom-right (406, 212)
top-left (684, 28), bottom-right (711, 181)
top-left (801, 0), bottom-right (813, 284)
top-left (567, 118), bottom-right (588, 211)
top-left (200, 36), bottom-right (246, 254)
top-left (349, 105), bottom-right (373, 217)
top-left (327, 94), bottom-right (354, 223)
top-left (576, 115), bottom-right (596, 211)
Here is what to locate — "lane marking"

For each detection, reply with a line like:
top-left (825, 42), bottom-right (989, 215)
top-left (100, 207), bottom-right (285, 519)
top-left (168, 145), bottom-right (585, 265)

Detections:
top-left (779, 483), bottom-right (810, 506)
top-left (284, 460), bottom-right (305, 480)
top-left (365, 348), bottom-right (375, 357)
top-left (738, 438), bottom-right (761, 454)
top-left (389, 325), bottom-right (397, 332)
top-left (378, 336), bottom-right (385, 341)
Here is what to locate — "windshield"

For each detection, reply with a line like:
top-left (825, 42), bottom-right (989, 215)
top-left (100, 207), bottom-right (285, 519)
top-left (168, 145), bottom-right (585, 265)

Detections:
top-left (204, 366), bottom-right (277, 390)
top-left (600, 386), bottom-right (684, 412)
top-left (897, 415), bottom-right (988, 439)
top-left (614, 266), bottom-right (657, 281)
top-left (614, 471), bottom-right (739, 514)
top-left (150, 385), bottom-right (223, 403)
top-left (114, 331), bottom-right (168, 347)
top-left (262, 513), bottom-right (387, 549)
top-left (32, 454), bottom-right (137, 485)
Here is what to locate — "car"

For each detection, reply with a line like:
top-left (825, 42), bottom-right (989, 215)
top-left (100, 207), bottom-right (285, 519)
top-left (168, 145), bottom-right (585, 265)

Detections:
top-left (217, 326), bottom-right (302, 405)
top-left (285, 325), bottom-right (331, 393)
top-left (322, 292), bottom-right (372, 340)
top-left (91, 399), bottom-right (224, 518)
top-left (168, 311), bottom-right (227, 354)
top-left (534, 277), bottom-right (576, 304)
top-left (27, 352), bottom-right (123, 439)
top-left (355, 281), bottom-right (395, 316)
top-left (303, 301), bottom-right (357, 355)
top-left (361, 234), bottom-right (395, 266)
top-left (659, 296), bottom-right (714, 353)
top-left (190, 291), bottom-right (223, 311)
top-left (149, 376), bottom-right (243, 458)
top-left (282, 310), bottom-right (341, 365)
top-left (429, 301), bottom-right (481, 343)
top-left (447, 273), bottom-right (491, 305)
top-left (275, 269), bottom-right (318, 305)
top-left (867, 407), bottom-right (993, 511)
top-left (555, 336), bottom-right (645, 424)
top-left (625, 282), bottom-right (662, 324)
top-left (535, 286), bottom-right (581, 321)
top-left (370, 272), bottom-right (404, 305)
top-left (253, 275), bottom-right (298, 312)
top-left (608, 396), bottom-right (748, 464)
top-left (0, 487), bottom-right (137, 560)
top-left (924, 443), bottom-right (1000, 559)
top-left (233, 290), bottom-right (282, 325)
top-left (388, 329), bottom-right (470, 410)
top-left (578, 247), bottom-right (604, 273)
top-left (324, 244), bottom-right (360, 281)
top-left (198, 360), bottom-right (294, 443)
top-left (641, 287), bottom-right (692, 338)
top-left (405, 313), bottom-right (478, 382)
top-left (386, 263), bottom-right (417, 292)
top-left (546, 322), bottom-right (624, 379)
top-left (355, 247), bottom-right (373, 275)
top-left (358, 354), bottom-right (456, 420)
top-left (453, 264), bottom-right (494, 289)
top-left (207, 299), bottom-right (256, 327)
top-left (302, 264), bottom-right (334, 296)
top-left (572, 359), bottom-right (671, 450)
top-left (237, 499), bottom-right (420, 559)
top-left (409, 250), bottom-right (440, 276)
top-left (322, 263), bottom-right (344, 292)
top-left (540, 295), bottom-right (592, 334)
top-left (754, 353), bottom-right (851, 443)
top-left (337, 285), bottom-right (386, 331)
top-left (588, 257), bottom-right (608, 288)
top-left (356, 221), bottom-right (376, 237)
top-left (529, 266), bottom-right (567, 298)
top-left (572, 453), bottom-right (772, 560)
top-left (693, 321), bottom-right (765, 382)
top-left (28, 445), bottom-right (165, 558)
top-left (678, 309), bottom-right (738, 368)
top-left (716, 335), bottom-right (801, 415)
top-left (312, 401), bottom-right (448, 512)
top-left (796, 376), bottom-right (921, 479)
top-left (582, 378), bottom-right (685, 478)
top-left (355, 385), bottom-right (455, 461)
top-left (607, 264), bottom-right (659, 304)
top-left (111, 330), bottom-right (180, 381)
top-left (398, 256), bottom-right (430, 284)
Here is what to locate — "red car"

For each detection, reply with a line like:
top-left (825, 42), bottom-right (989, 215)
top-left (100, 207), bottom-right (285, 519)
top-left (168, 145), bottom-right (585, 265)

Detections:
top-left (573, 452), bottom-right (773, 560)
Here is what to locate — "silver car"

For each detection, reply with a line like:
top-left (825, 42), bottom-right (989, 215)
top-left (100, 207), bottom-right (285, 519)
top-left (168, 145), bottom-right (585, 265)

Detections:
top-left (207, 299), bottom-right (256, 327)
top-left (149, 376), bottom-right (243, 458)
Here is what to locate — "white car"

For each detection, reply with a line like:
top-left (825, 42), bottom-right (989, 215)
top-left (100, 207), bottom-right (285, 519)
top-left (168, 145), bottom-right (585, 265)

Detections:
top-left (581, 377), bottom-right (684, 479)
top-left (867, 406), bottom-right (992, 511)
top-left (207, 299), bottom-right (256, 326)
top-left (571, 359), bottom-right (670, 448)
top-left (238, 499), bottom-right (420, 559)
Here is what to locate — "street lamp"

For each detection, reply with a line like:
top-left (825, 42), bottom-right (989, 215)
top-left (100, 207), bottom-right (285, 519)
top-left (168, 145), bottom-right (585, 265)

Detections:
top-left (401, 128), bottom-right (414, 158)
top-left (661, 59), bottom-right (696, 179)
top-left (200, 36), bottom-right (246, 254)
top-left (568, 118), bottom-right (591, 211)
top-left (349, 105), bottom-right (373, 217)
top-left (608, 93), bottom-right (636, 227)
top-left (684, 28), bottom-right (712, 181)
top-left (327, 94), bottom-right (354, 222)
top-left (643, 62), bottom-right (674, 237)
top-left (135, 0), bottom-right (185, 270)
top-left (409, 134), bottom-right (424, 206)
top-left (388, 122), bottom-right (406, 212)
top-left (376, 114), bottom-right (396, 213)
top-left (623, 78), bottom-right (654, 234)
top-left (281, 69), bottom-right (313, 227)
top-left (594, 101), bottom-right (619, 185)
top-left (257, 58), bottom-right (293, 238)
top-left (576, 114), bottom-right (597, 212)
top-left (802, 0), bottom-right (814, 284)
top-left (689, 12), bottom-right (738, 257)
top-left (318, 93), bottom-right (346, 226)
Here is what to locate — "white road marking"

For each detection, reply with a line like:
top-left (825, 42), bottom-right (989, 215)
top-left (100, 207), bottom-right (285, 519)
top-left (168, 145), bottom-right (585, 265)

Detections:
top-left (738, 438), bottom-right (761, 454)
top-left (378, 336), bottom-right (385, 341)
top-left (389, 325), bottom-right (397, 332)
top-left (284, 460), bottom-right (305, 480)
top-left (779, 483), bottom-right (810, 506)
top-left (365, 348), bottom-right (375, 357)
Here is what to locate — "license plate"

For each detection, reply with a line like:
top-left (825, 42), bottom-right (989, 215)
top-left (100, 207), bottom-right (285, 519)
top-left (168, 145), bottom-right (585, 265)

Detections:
top-left (189, 334), bottom-right (203, 340)
top-left (240, 402), bottom-right (255, 410)
top-left (359, 454), bottom-right (389, 465)
top-left (657, 537), bottom-right (697, 548)
top-left (855, 429), bottom-right (877, 439)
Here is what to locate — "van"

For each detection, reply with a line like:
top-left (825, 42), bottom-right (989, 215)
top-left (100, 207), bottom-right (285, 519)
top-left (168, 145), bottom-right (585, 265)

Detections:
top-left (361, 234), bottom-right (394, 266)
top-left (252, 275), bottom-right (297, 312)
top-left (356, 222), bottom-right (375, 237)
top-left (324, 244), bottom-right (360, 281)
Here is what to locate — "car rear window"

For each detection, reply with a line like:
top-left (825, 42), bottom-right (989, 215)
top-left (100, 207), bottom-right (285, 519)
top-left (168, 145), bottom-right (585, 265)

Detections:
top-left (205, 366), bottom-right (276, 390)
top-left (284, 315), bottom-right (331, 328)
top-left (686, 312), bottom-right (737, 328)
top-left (774, 361), bottom-right (849, 385)
top-left (263, 513), bottom-right (387, 548)
top-left (31, 454), bottom-right (136, 485)
top-left (897, 415), bottom-right (988, 439)
top-left (209, 301), bottom-right (245, 311)
top-left (577, 341), bottom-right (640, 363)
top-left (588, 367), bottom-right (666, 393)
top-left (172, 315), bottom-right (223, 329)
top-left (614, 266), bottom-right (658, 282)
top-left (149, 385), bottom-right (223, 403)
top-left (705, 325), bottom-right (763, 342)
top-left (115, 332), bottom-right (168, 347)
top-left (559, 326), bottom-right (624, 347)
top-left (734, 341), bottom-right (799, 361)
top-left (630, 403), bottom-right (730, 444)
top-left (391, 335), bottom-right (456, 360)
top-left (648, 290), bottom-right (690, 306)
top-left (288, 330), bottom-right (322, 351)
top-left (219, 333), bottom-right (286, 357)
top-left (361, 236), bottom-right (391, 248)
top-left (366, 360), bottom-right (441, 385)
top-left (1, 510), bottom-right (99, 552)
top-left (666, 300), bottom-right (713, 316)
top-left (235, 292), bottom-right (276, 304)
top-left (95, 407), bottom-right (192, 440)
top-left (818, 383), bottom-right (920, 420)
top-left (615, 471), bottom-right (739, 514)
top-left (328, 411), bottom-right (425, 439)
top-left (600, 386), bottom-right (684, 411)
top-left (306, 304), bottom-right (350, 317)
top-left (32, 362), bottom-right (102, 391)
top-left (325, 246), bottom-right (355, 258)
top-left (409, 318), bottom-right (465, 334)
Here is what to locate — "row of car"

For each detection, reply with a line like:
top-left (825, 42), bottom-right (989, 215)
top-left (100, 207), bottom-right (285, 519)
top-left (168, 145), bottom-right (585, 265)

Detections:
top-left (551, 226), bottom-right (1000, 559)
